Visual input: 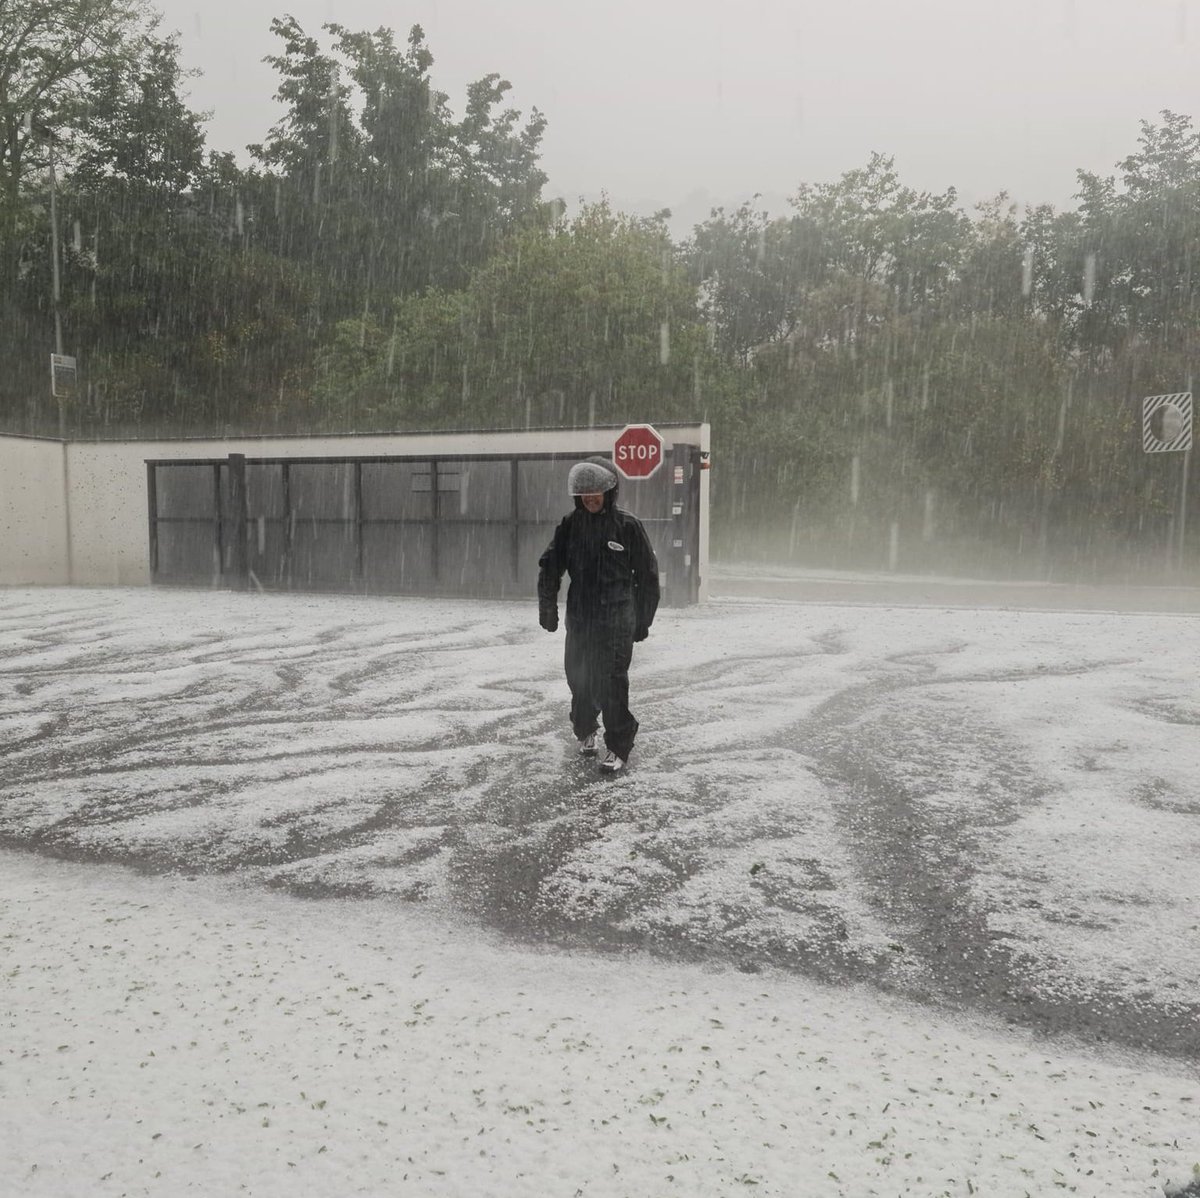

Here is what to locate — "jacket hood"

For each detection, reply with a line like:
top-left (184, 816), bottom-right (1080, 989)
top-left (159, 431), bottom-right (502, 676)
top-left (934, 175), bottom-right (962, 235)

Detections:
top-left (569, 456), bottom-right (619, 511)
top-left (567, 457), bottom-right (619, 497)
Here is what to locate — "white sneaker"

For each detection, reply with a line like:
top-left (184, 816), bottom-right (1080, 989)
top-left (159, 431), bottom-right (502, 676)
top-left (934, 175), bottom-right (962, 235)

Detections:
top-left (599, 750), bottom-right (625, 773)
top-left (578, 732), bottom-right (597, 756)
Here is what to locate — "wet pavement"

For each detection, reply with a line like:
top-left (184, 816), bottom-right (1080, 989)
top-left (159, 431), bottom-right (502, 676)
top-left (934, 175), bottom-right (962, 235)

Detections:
top-left (711, 566), bottom-right (1200, 612)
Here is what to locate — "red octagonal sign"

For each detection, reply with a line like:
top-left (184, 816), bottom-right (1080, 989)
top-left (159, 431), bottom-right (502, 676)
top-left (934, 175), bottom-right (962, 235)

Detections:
top-left (613, 423), bottom-right (664, 480)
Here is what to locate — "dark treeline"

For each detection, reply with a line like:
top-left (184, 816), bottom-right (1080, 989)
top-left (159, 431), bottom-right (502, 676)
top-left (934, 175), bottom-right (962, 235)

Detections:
top-left (3, 1), bottom-right (1198, 580)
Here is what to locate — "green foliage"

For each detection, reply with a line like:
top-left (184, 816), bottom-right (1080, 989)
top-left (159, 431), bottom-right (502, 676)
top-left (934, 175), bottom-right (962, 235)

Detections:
top-left (251, 15), bottom-right (362, 188)
top-left (71, 32), bottom-right (205, 195)
top-left (788, 152), bottom-right (968, 303)
top-left (687, 199), bottom-right (821, 363)
top-left (0, 1), bottom-right (195, 413)
top-left (247, 16), bottom-right (548, 307)
top-left (315, 201), bottom-right (731, 431)
top-left (0, 9), bottom-right (550, 433)
top-left (0, 0), bottom-right (145, 235)
top-left (692, 121), bottom-right (1200, 577)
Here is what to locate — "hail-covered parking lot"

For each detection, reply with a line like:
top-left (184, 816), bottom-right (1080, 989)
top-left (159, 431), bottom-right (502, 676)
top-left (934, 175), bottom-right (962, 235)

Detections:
top-left (2, 585), bottom-right (1198, 1197)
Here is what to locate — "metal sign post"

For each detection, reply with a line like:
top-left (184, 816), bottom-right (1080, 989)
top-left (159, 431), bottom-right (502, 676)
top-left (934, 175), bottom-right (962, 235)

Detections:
top-left (1142, 393), bottom-right (1193, 569)
top-left (1179, 446), bottom-right (1192, 569)
top-left (48, 139), bottom-right (66, 437)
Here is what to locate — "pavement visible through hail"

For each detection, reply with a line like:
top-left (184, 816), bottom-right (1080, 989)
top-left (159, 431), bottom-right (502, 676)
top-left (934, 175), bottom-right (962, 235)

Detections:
top-left (2, 584), bottom-right (1198, 1064)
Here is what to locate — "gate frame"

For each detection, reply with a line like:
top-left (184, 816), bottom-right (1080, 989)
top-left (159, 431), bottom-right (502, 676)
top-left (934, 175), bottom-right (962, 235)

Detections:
top-left (147, 447), bottom-right (706, 605)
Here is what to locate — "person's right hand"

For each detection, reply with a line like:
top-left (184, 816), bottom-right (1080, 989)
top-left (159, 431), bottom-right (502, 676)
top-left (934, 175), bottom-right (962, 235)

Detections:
top-left (539, 606), bottom-right (559, 633)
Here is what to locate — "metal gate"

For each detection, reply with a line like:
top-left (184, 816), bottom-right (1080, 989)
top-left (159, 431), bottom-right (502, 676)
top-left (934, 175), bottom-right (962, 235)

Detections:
top-left (147, 449), bottom-right (703, 606)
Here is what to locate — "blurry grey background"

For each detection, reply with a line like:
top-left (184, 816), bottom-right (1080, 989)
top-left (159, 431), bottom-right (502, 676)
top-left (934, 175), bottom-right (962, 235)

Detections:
top-left (156, 0), bottom-right (1200, 231)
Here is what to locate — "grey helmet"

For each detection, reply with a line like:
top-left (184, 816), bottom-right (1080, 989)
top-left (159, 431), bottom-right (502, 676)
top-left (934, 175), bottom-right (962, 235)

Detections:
top-left (567, 457), bottom-right (618, 496)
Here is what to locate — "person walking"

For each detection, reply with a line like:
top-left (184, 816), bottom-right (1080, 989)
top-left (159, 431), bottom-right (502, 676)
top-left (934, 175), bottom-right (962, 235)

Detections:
top-left (537, 456), bottom-right (660, 773)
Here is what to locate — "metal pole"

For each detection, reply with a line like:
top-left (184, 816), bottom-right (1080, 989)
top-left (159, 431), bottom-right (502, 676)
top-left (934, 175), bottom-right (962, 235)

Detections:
top-left (1179, 446), bottom-right (1191, 571)
top-left (49, 146), bottom-right (62, 356)
top-left (48, 142), bottom-right (65, 437)
top-left (227, 454), bottom-right (249, 590)
top-left (1180, 377), bottom-right (1194, 573)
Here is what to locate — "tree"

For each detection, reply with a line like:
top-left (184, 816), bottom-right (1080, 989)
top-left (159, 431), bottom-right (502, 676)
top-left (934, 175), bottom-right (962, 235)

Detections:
top-left (71, 31), bottom-right (205, 196)
top-left (248, 17), bottom-right (548, 313)
top-left (314, 201), bottom-right (732, 432)
top-left (0, 0), bottom-right (144, 247)
top-left (789, 152), bottom-right (967, 306)
top-left (685, 199), bottom-right (822, 364)
top-left (0, 4), bottom-right (209, 426)
top-left (687, 155), bottom-right (969, 369)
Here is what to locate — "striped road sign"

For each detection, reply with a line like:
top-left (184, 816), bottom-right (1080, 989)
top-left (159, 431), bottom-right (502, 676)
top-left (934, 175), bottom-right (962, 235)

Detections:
top-left (1142, 392), bottom-right (1193, 453)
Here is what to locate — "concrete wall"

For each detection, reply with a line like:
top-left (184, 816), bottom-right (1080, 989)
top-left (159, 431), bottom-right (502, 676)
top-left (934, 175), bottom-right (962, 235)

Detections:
top-left (2, 425), bottom-right (711, 594)
top-left (0, 435), bottom-right (69, 584)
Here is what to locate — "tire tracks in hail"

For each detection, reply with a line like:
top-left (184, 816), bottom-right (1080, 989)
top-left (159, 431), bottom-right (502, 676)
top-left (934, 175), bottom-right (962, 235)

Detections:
top-left (797, 648), bottom-right (1200, 1060)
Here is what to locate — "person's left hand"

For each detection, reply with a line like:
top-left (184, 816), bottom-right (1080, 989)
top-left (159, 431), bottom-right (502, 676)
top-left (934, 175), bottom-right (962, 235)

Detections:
top-left (633, 624), bottom-right (649, 642)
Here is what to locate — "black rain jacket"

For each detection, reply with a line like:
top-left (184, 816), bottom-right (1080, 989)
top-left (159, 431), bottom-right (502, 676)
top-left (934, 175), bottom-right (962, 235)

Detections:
top-left (537, 488), bottom-right (660, 633)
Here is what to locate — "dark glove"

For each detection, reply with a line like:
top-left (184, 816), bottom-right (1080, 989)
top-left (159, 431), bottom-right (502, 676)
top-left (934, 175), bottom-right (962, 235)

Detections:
top-left (540, 605), bottom-right (559, 633)
top-left (633, 624), bottom-right (649, 642)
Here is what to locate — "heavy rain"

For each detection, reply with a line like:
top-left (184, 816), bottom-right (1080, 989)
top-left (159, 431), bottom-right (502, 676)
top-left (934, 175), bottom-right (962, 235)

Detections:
top-left (2, 1), bottom-right (1199, 1195)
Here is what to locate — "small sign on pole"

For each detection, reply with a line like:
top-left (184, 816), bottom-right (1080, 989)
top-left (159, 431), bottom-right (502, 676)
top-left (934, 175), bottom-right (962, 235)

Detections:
top-left (50, 353), bottom-right (77, 399)
top-left (1142, 392), bottom-right (1194, 571)
top-left (1142, 392), bottom-right (1192, 453)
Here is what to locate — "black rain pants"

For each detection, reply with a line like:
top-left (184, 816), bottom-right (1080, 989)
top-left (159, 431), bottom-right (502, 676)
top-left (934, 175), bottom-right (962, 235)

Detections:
top-left (564, 603), bottom-right (638, 761)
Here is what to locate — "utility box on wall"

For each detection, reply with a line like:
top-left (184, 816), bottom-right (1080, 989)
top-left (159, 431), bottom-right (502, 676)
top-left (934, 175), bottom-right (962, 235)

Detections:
top-left (147, 426), bottom-right (709, 606)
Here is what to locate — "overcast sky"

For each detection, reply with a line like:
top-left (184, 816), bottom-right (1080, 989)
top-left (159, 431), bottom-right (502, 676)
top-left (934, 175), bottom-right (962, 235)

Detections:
top-left (155, 0), bottom-right (1200, 234)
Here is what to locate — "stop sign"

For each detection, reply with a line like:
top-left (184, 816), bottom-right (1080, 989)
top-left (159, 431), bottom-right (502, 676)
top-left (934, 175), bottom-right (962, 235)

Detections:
top-left (613, 423), bottom-right (664, 480)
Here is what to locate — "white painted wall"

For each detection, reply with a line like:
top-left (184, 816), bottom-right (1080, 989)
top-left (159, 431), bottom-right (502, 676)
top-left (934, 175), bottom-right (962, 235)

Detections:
top-left (0, 436), bottom-right (69, 585)
top-left (1, 425), bottom-right (710, 596)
